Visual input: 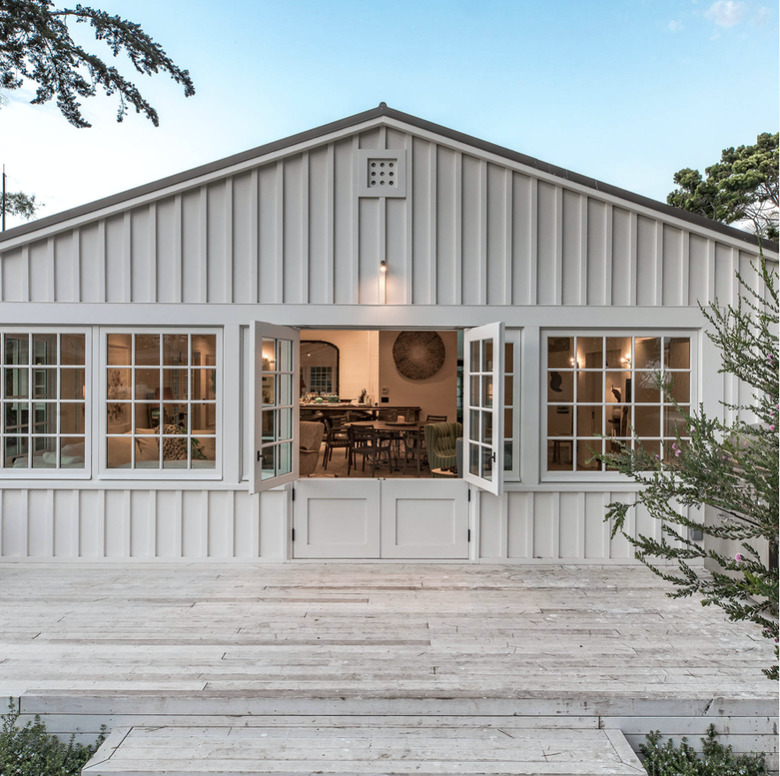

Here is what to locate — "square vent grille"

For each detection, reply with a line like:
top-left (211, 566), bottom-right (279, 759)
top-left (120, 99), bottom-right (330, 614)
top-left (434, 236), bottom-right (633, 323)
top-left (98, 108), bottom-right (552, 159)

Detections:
top-left (358, 149), bottom-right (407, 197)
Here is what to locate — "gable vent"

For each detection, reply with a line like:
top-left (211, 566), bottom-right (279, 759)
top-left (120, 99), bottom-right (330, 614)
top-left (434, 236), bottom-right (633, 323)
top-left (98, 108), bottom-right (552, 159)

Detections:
top-left (358, 149), bottom-right (407, 197)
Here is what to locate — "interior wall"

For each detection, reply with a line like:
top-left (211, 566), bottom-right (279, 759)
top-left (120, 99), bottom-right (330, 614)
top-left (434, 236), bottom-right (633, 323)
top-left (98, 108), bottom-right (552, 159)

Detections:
top-left (378, 331), bottom-right (458, 422)
top-left (300, 330), bottom-right (379, 402)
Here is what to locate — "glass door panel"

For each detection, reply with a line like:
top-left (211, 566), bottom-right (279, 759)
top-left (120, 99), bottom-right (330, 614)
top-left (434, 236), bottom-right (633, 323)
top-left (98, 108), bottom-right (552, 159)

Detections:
top-left (463, 322), bottom-right (504, 495)
top-left (251, 322), bottom-right (300, 494)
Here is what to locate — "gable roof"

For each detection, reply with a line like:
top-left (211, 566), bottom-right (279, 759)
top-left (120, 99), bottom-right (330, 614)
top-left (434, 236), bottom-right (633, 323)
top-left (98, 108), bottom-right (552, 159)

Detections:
top-left (1, 102), bottom-right (776, 251)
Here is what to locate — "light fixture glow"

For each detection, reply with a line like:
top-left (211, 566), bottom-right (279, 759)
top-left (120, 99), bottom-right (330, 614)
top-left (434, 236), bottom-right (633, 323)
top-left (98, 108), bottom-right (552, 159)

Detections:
top-left (379, 260), bottom-right (387, 273)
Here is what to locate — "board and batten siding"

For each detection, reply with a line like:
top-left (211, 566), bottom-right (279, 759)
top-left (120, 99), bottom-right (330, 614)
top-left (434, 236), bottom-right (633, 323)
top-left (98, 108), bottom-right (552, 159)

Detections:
top-left (0, 124), bottom-right (767, 310)
top-left (0, 484), bottom-right (679, 563)
top-left (0, 115), bottom-right (775, 563)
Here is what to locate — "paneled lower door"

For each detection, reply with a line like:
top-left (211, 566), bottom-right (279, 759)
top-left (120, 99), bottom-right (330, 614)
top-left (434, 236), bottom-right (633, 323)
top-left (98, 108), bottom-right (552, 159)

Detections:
top-left (293, 479), bottom-right (469, 559)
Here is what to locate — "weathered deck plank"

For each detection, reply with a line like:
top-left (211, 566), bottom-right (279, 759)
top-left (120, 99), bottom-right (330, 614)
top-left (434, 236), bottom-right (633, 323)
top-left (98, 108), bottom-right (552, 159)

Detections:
top-left (82, 725), bottom-right (646, 775)
top-left (0, 562), bottom-right (775, 764)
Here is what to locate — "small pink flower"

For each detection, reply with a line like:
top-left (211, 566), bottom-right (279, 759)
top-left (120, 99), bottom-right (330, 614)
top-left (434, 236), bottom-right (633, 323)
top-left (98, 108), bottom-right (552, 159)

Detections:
top-left (735, 553), bottom-right (744, 562)
top-left (672, 442), bottom-right (681, 457)
top-left (769, 353), bottom-right (775, 364)
top-left (771, 425), bottom-right (776, 432)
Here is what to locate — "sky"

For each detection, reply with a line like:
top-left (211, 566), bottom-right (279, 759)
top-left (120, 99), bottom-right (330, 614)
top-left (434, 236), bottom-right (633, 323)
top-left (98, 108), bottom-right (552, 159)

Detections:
top-left (1, 0), bottom-right (778, 230)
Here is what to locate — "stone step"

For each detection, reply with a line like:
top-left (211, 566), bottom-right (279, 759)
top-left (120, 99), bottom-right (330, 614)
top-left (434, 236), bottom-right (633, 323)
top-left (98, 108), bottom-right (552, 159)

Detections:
top-left (82, 724), bottom-right (646, 775)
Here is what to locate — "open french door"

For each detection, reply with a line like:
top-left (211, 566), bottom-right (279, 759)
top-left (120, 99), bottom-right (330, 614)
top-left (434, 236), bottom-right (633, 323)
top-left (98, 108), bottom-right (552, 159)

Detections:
top-left (250, 322), bottom-right (300, 494)
top-left (463, 322), bottom-right (505, 496)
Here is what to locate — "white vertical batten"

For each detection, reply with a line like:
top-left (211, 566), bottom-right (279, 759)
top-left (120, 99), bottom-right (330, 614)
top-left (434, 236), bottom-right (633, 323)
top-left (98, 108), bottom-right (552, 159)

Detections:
top-left (71, 229), bottom-right (80, 303)
top-left (428, 142), bottom-right (437, 305)
top-left (173, 195), bottom-right (183, 303)
top-left (681, 230), bottom-right (690, 306)
top-left (274, 160), bottom-right (284, 303)
top-left (378, 129), bottom-right (387, 306)
top-left (504, 168), bottom-right (513, 305)
top-left (121, 489), bottom-right (131, 557)
top-left (478, 159), bottom-right (488, 305)
top-left (249, 169), bottom-right (259, 303)
top-left (350, 135), bottom-right (360, 304)
top-left (326, 144), bottom-right (335, 304)
top-left (42, 489), bottom-right (54, 556)
top-left (628, 211), bottom-right (637, 307)
top-left (403, 133), bottom-right (413, 305)
top-left (222, 324), bottom-right (241, 485)
top-left (550, 491), bottom-right (561, 559)
top-left (96, 221), bottom-right (106, 302)
top-left (45, 236), bottom-right (55, 302)
top-left (553, 186), bottom-right (563, 305)
top-left (453, 152), bottom-right (463, 305)
top-left (300, 151), bottom-right (310, 304)
top-left (198, 490), bottom-right (208, 557)
top-left (575, 491), bottom-right (586, 559)
top-left (198, 186), bottom-right (208, 303)
top-left (528, 178), bottom-right (538, 305)
top-left (578, 196), bottom-right (588, 305)
top-left (603, 203), bottom-right (613, 307)
top-left (654, 221), bottom-right (663, 306)
top-left (97, 490), bottom-right (106, 557)
top-left (706, 237), bottom-right (716, 306)
top-left (224, 178), bottom-right (233, 304)
top-left (122, 212), bottom-right (131, 302)
top-left (148, 203), bottom-right (157, 303)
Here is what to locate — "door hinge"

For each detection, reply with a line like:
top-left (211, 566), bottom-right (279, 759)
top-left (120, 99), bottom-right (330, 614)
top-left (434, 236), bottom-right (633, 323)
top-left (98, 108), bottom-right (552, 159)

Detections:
top-left (467, 489), bottom-right (471, 502)
top-left (291, 528), bottom-right (295, 542)
top-left (467, 528), bottom-right (472, 543)
top-left (291, 487), bottom-right (295, 502)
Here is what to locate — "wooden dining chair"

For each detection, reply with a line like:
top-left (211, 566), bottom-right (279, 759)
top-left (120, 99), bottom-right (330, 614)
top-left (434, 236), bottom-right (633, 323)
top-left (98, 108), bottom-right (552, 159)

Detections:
top-left (402, 427), bottom-right (427, 475)
top-left (322, 415), bottom-right (350, 470)
top-left (348, 426), bottom-right (392, 476)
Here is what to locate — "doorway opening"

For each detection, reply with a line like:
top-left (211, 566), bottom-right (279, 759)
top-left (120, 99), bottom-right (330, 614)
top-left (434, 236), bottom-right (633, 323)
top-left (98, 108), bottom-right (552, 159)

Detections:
top-left (299, 329), bottom-right (461, 480)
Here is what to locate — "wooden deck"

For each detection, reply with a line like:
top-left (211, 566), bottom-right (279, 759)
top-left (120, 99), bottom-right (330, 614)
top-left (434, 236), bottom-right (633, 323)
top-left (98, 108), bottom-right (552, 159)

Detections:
top-left (0, 562), bottom-right (776, 767)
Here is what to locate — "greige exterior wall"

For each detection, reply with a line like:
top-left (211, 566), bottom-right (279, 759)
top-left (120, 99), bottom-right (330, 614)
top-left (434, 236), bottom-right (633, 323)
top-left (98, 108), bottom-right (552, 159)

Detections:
top-left (0, 113), bottom-right (775, 563)
top-left (0, 119), bottom-right (769, 310)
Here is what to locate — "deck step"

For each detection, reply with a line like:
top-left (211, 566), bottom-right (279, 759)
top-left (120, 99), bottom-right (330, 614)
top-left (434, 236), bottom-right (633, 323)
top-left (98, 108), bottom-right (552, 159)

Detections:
top-left (82, 724), bottom-right (645, 775)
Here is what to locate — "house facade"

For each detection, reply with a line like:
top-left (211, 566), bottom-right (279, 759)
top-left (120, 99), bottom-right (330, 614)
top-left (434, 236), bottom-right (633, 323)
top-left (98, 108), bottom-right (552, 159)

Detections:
top-left (0, 104), bottom-right (775, 562)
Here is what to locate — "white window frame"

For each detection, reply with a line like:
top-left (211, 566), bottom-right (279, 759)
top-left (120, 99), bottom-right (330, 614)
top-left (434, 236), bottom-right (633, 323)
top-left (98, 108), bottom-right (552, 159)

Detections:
top-left (503, 329), bottom-right (522, 482)
top-left (99, 327), bottom-right (222, 480)
top-left (541, 329), bottom-right (698, 482)
top-left (0, 327), bottom-right (91, 479)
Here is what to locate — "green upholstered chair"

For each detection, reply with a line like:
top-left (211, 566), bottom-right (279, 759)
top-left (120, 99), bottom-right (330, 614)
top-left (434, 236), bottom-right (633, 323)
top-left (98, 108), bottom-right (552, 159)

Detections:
top-left (424, 421), bottom-right (462, 472)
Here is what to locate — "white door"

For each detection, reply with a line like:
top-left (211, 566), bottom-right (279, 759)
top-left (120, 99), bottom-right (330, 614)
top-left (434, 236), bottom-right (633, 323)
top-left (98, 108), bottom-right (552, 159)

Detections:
top-left (380, 479), bottom-right (469, 559)
top-left (463, 322), bottom-right (505, 496)
top-left (292, 480), bottom-right (381, 558)
top-left (250, 322), bottom-right (299, 494)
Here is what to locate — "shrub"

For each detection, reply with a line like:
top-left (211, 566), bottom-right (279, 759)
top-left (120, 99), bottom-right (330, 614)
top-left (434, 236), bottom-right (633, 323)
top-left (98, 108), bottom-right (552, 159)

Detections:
top-left (640, 724), bottom-right (768, 775)
top-left (0, 699), bottom-right (104, 776)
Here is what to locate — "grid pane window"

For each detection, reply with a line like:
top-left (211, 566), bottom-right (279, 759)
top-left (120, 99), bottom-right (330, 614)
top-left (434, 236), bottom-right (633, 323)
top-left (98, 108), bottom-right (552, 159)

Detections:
top-left (106, 332), bottom-right (218, 471)
top-left (546, 334), bottom-right (692, 473)
top-left (1, 332), bottom-right (87, 470)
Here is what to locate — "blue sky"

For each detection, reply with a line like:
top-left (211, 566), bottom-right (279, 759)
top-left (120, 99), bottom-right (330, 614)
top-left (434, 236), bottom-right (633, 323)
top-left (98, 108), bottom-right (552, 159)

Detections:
top-left (1, 0), bottom-right (778, 228)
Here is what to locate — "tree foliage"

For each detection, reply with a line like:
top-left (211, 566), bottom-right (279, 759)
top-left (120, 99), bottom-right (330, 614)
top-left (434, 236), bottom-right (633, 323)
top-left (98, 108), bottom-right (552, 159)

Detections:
top-left (1, 699), bottom-right (104, 775)
top-left (599, 257), bottom-right (779, 680)
top-left (1, 190), bottom-right (37, 222)
top-left (639, 725), bottom-right (767, 775)
top-left (0, 0), bottom-right (195, 127)
top-left (667, 133), bottom-right (779, 241)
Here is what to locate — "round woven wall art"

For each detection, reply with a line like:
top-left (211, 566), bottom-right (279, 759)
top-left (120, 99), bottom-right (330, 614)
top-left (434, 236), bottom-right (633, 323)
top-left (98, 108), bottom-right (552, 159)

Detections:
top-left (392, 331), bottom-right (446, 380)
